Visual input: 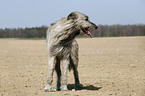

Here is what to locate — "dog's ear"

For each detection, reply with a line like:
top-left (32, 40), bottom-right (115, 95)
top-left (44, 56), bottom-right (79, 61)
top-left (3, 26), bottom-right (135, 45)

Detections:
top-left (67, 12), bottom-right (78, 20)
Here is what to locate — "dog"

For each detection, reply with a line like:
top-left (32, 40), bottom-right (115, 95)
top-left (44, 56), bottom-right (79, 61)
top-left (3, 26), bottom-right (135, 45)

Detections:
top-left (44, 11), bottom-right (98, 92)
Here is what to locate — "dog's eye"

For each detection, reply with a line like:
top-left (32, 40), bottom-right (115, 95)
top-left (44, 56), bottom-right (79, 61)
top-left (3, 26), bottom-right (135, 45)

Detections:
top-left (85, 17), bottom-right (89, 21)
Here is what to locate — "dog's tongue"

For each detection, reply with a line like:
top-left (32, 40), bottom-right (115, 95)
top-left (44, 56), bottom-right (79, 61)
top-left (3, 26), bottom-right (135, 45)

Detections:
top-left (86, 30), bottom-right (93, 38)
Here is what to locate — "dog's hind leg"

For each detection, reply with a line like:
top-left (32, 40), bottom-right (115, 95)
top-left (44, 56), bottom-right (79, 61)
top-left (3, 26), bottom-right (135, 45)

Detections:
top-left (55, 57), bottom-right (61, 91)
top-left (70, 40), bottom-right (82, 90)
top-left (70, 55), bottom-right (82, 90)
top-left (61, 59), bottom-right (69, 91)
top-left (44, 56), bottom-right (55, 92)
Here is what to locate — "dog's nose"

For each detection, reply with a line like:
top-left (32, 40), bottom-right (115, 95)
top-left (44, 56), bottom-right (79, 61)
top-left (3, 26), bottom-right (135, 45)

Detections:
top-left (95, 25), bottom-right (98, 29)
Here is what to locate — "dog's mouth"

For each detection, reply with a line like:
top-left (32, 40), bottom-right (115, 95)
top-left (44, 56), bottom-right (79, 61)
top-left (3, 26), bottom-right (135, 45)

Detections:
top-left (82, 28), bottom-right (93, 38)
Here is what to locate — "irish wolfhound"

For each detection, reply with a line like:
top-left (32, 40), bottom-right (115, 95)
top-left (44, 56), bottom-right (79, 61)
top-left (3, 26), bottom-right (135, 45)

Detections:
top-left (44, 12), bottom-right (98, 92)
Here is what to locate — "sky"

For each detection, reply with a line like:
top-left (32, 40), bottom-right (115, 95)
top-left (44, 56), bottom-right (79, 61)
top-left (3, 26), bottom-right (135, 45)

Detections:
top-left (0, 0), bottom-right (145, 28)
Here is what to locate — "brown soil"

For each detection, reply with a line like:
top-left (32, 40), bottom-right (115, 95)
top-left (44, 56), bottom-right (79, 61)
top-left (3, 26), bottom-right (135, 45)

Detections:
top-left (0, 37), bottom-right (145, 96)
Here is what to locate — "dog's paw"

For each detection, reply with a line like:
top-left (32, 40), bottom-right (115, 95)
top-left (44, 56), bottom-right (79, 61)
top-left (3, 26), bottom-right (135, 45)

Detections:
top-left (44, 84), bottom-right (55, 92)
top-left (61, 85), bottom-right (68, 91)
top-left (75, 83), bottom-right (83, 90)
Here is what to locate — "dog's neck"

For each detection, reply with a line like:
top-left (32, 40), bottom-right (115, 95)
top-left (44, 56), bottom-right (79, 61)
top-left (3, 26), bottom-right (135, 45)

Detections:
top-left (58, 27), bottom-right (80, 46)
top-left (52, 21), bottom-right (79, 46)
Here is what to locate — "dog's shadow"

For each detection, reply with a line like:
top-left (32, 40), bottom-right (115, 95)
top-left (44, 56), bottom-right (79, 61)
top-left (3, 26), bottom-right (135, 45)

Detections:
top-left (67, 84), bottom-right (102, 91)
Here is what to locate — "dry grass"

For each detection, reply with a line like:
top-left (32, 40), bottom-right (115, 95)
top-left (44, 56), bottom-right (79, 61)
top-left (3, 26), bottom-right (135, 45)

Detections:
top-left (0, 37), bottom-right (145, 96)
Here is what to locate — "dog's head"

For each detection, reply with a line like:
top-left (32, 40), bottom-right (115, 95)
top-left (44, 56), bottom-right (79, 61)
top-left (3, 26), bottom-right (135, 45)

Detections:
top-left (67, 12), bottom-right (98, 38)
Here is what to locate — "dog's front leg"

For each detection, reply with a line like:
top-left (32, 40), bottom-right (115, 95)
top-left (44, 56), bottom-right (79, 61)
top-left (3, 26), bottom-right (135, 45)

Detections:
top-left (60, 59), bottom-right (69, 91)
top-left (44, 56), bottom-right (55, 92)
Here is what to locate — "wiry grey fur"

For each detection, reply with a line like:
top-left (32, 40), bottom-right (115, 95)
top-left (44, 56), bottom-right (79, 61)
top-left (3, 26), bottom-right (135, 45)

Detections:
top-left (44, 12), bottom-right (98, 92)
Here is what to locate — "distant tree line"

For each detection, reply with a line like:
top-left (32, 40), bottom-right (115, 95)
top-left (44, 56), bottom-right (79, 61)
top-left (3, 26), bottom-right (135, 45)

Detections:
top-left (93, 24), bottom-right (145, 37)
top-left (0, 24), bottom-right (145, 38)
top-left (0, 25), bottom-right (48, 38)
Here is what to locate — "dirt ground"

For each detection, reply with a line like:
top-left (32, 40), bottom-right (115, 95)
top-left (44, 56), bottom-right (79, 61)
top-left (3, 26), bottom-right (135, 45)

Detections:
top-left (0, 37), bottom-right (145, 96)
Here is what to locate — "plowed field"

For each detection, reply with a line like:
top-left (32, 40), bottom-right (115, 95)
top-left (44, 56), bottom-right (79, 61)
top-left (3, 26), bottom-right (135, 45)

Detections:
top-left (0, 37), bottom-right (144, 96)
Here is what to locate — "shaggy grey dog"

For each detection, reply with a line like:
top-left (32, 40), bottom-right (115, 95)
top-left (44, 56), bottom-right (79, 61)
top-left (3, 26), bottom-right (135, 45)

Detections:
top-left (44, 12), bottom-right (98, 92)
